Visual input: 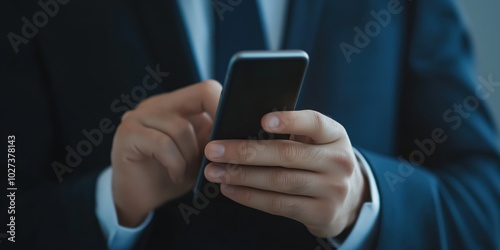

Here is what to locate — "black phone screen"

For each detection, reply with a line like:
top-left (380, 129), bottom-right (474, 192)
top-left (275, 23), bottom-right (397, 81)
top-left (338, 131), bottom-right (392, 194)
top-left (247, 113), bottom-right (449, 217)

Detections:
top-left (194, 51), bottom-right (309, 200)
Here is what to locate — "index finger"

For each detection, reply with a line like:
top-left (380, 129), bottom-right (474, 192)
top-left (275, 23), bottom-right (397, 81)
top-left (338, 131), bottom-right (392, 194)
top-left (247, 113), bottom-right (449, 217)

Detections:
top-left (152, 80), bottom-right (222, 119)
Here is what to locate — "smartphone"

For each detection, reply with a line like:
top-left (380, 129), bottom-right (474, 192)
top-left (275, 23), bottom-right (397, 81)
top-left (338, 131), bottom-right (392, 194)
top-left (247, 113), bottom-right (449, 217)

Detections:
top-left (194, 50), bottom-right (309, 201)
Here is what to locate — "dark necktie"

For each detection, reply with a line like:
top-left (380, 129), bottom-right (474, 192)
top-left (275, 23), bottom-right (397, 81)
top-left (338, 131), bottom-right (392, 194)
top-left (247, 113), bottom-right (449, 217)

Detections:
top-left (214, 0), bottom-right (266, 83)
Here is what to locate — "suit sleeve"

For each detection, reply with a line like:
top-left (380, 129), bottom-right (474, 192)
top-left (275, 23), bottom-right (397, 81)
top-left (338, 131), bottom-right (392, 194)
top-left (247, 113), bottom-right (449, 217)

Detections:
top-left (1, 1), bottom-right (109, 249)
top-left (95, 167), bottom-right (154, 250)
top-left (363, 0), bottom-right (500, 248)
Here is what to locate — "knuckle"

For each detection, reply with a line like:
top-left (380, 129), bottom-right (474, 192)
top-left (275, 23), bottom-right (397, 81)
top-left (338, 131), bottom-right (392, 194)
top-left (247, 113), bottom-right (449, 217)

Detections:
top-left (338, 123), bottom-right (347, 135)
top-left (269, 196), bottom-right (287, 214)
top-left (276, 142), bottom-right (322, 165)
top-left (121, 111), bottom-right (132, 121)
top-left (269, 196), bottom-right (302, 218)
top-left (218, 165), bottom-right (231, 183)
top-left (204, 79), bottom-right (222, 88)
top-left (325, 176), bottom-right (349, 201)
top-left (201, 80), bottom-right (222, 94)
top-left (237, 140), bottom-right (256, 163)
top-left (115, 122), bottom-right (138, 143)
top-left (270, 169), bottom-right (292, 191)
top-left (303, 147), bottom-right (324, 162)
top-left (333, 122), bottom-right (347, 138)
top-left (335, 182), bottom-right (349, 200)
top-left (277, 142), bottom-right (299, 162)
top-left (235, 141), bottom-right (247, 163)
top-left (335, 151), bottom-right (356, 175)
top-left (270, 169), bottom-right (310, 194)
top-left (240, 188), bottom-right (252, 205)
top-left (309, 110), bottom-right (326, 131)
top-left (114, 122), bottom-right (129, 138)
top-left (122, 110), bottom-right (141, 122)
top-left (232, 165), bottom-right (247, 183)
top-left (227, 163), bottom-right (243, 176)
top-left (155, 134), bottom-right (174, 151)
top-left (276, 111), bottom-right (294, 127)
top-left (172, 117), bottom-right (194, 137)
top-left (323, 174), bottom-right (349, 200)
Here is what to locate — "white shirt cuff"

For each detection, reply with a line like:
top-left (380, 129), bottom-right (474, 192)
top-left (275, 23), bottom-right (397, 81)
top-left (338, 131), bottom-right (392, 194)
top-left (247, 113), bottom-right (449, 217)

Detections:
top-left (95, 167), bottom-right (154, 250)
top-left (329, 148), bottom-right (381, 249)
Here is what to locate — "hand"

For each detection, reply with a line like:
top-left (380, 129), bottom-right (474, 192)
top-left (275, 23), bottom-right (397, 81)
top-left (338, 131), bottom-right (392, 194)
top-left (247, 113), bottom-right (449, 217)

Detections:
top-left (204, 110), bottom-right (369, 237)
top-left (111, 80), bottom-right (222, 227)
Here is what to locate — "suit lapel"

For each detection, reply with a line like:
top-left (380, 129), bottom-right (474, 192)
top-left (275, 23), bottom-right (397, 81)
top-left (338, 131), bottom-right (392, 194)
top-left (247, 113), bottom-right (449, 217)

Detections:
top-left (283, 0), bottom-right (325, 51)
top-left (132, 0), bottom-right (200, 90)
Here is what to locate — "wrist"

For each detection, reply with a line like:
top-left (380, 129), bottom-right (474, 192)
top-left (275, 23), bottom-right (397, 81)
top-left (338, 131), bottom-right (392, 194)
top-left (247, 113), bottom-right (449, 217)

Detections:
top-left (114, 200), bottom-right (150, 227)
top-left (112, 181), bottom-right (152, 227)
top-left (345, 165), bottom-right (370, 233)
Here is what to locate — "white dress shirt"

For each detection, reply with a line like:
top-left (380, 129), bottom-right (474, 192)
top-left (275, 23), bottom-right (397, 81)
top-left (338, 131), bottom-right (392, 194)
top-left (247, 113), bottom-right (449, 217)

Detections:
top-left (95, 1), bottom-right (380, 249)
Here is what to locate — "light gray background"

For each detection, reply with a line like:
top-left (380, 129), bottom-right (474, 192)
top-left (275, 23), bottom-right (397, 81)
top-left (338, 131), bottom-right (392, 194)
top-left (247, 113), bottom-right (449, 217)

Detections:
top-left (456, 0), bottom-right (500, 143)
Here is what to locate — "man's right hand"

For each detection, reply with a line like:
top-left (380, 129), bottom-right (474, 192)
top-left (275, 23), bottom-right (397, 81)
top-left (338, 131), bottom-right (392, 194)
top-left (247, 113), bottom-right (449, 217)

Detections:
top-left (110, 80), bottom-right (222, 227)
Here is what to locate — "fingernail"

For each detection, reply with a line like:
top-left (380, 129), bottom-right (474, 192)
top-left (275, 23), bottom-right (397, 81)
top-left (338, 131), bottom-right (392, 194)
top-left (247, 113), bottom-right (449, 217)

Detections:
top-left (208, 165), bottom-right (225, 179)
top-left (267, 114), bottom-right (280, 129)
top-left (222, 184), bottom-right (235, 195)
top-left (209, 143), bottom-right (225, 158)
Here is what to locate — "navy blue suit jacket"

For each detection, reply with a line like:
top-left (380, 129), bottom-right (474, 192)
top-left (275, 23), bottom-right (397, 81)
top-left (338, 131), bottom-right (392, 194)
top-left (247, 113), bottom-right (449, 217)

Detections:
top-left (1, 0), bottom-right (499, 249)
